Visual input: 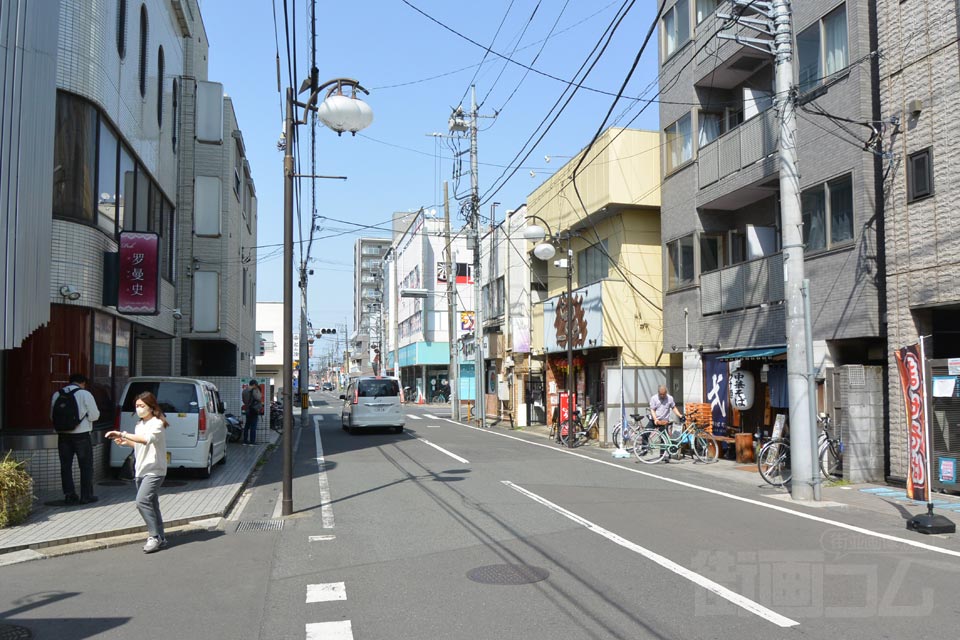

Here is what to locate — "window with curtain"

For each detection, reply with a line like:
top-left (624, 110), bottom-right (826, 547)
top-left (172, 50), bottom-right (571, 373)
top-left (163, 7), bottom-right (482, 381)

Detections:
top-left (698, 111), bottom-right (723, 147)
top-left (663, 0), bottom-right (690, 58)
top-left (666, 112), bottom-right (693, 172)
top-left (53, 93), bottom-right (97, 223)
top-left (802, 173), bottom-right (854, 252)
top-left (97, 120), bottom-right (119, 235)
top-left (577, 240), bottom-right (609, 286)
top-left (667, 235), bottom-right (695, 289)
top-left (798, 3), bottom-right (848, 92)
top-left (696, 0), bottom-right (717, 25)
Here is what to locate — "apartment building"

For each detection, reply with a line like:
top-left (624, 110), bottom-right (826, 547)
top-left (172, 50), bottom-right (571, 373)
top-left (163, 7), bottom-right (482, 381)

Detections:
top-left (878, 1), bottom-right (960, 485)
top-left (0, 0), bottom-right (257, 492)
top-left (658, 0), bottom-right (885, 474)
top-left (524, 128), bottom-right (666, 438)
top-left (351, 237), bottom-right (391, 377)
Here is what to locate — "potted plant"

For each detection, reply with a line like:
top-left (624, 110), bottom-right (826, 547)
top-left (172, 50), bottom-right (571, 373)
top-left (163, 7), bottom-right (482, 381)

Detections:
top-left (0, 452), bottom-right (33, 528)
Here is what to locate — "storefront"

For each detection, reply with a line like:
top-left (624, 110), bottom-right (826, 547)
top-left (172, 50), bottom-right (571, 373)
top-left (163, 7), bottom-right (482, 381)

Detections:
top-left (714, 347), bottom-right (788, 440)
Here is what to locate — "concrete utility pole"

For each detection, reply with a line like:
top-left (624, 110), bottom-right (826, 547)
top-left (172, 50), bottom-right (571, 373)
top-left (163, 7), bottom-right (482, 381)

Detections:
top-left (470, 86), bottom-right (483, 428)
top-left (720, 0), bottom-right (817, 500)
top-left (281, 88), bottom-right (295, 517)
top-left (299, 267), bottom-right (310, 423)
top-left (443, 182), bottom-right (460, 421)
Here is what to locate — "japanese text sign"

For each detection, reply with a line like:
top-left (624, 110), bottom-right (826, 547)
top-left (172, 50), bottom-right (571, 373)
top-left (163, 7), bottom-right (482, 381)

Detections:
top-left (118, 232), bottom-right (160, 315)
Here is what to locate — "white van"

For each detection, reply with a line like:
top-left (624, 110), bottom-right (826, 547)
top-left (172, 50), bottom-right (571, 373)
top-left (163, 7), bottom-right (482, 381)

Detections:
top-left (340, 376), bottom-right (405, 433)
top-left (109, 377), bottom-right (228, 478)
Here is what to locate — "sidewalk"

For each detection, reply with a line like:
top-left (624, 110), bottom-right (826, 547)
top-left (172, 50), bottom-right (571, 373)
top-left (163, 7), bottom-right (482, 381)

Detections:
top-left (0, 432), bottom-right (280, 563)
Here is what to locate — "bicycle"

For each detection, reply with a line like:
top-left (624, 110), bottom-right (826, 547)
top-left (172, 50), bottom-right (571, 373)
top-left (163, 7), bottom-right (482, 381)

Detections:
top-left (757, 435), bottom-right (791, 486)
top-left (633, 416), bottom-right (718, 464)
top-left (555, 407), bottom-right (601, 447)
top-left (817, 412), bottom-right (843, 479)
top-left (611, 412), bottom-right (651, 450)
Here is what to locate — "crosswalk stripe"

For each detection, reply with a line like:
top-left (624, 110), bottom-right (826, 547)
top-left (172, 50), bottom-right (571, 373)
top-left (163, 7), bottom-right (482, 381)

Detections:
top-left (308, 535), bottom-right (336, 542)
top-left (406, 414), bottom-right (421, 420)
top-left (424, 413), bottom-right (437, 419)
top-left (306, 620), bottom-right (352, 640)
top-left (306, 582), bottom-right (346, 603)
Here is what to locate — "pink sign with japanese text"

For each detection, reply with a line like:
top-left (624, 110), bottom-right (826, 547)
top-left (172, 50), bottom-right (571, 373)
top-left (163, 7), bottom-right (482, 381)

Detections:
top-left (118, 232), bottom-right (160, 315)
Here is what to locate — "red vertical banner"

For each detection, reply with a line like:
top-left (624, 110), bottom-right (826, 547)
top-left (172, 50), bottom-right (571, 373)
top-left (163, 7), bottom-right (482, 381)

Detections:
top-left (117, 232), bottom-right (160, 315)
top-left (896, 344), bottom-right (929, 502)
top-left (559, 391), bottom-right (576, 423)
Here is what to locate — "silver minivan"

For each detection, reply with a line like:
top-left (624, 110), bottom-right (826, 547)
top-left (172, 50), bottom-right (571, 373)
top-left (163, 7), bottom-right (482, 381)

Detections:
top-left (340, 377), bottom-right (405, 433)
top-left (109, 377), bottom-right (228, 477)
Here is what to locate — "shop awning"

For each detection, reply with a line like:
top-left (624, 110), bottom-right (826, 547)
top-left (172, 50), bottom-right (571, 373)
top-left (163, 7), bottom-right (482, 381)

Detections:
top-left (717, 347), bottom-right (787, 361)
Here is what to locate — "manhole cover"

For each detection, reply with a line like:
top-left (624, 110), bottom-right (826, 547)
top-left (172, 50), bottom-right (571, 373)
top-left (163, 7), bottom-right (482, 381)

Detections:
top-left (99, 480), bottom-right (129, 486)
top-left (161, 480), bottom-right (187, 488)
top-left (466, 564), bottom-right (549, 585)
top-left (0, 623), bottom-right (32, 639)
top-left (236, 520), bottom-right (284, 533)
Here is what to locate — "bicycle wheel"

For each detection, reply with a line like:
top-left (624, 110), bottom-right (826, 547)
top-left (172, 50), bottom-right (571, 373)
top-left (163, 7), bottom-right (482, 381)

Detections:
top-left (692, 430), bottom-right (718, 463)
top-left (611, 423), bottom-right (624, 449)
top-left (558, 420), bottom-right (574, 446)
top-left (820, 440), bottom-right (843, 478)
top-left (758, 441), bottom-right (791, 486)
top-left (634, 429), bottom-right (667, 464)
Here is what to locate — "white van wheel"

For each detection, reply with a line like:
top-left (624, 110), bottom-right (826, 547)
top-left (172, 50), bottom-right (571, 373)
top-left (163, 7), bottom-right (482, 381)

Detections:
top-left (198, 448), bottom-right (213, 478)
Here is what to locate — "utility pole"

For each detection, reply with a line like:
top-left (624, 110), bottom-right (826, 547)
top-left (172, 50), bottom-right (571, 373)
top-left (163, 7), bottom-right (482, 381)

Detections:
top-left (281, 88), bottom-right (294, 516)
top-left (444, 182), bottom-right (460, 421)
top-left (720, 0), bottom-right (816, 500)
top-left (470, 86), bottom-right (483, 428)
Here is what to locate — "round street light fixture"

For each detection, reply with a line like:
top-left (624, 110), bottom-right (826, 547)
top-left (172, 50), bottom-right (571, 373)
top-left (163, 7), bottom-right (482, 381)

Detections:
top-left (316, 79), bottom-right (374, 136)
top-left (533, 243), bottom-right (557, 260)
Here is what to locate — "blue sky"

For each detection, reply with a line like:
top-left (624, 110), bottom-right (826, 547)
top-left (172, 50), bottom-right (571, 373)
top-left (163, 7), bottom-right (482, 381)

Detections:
top-left (201, 0), bottom-right (662, 350)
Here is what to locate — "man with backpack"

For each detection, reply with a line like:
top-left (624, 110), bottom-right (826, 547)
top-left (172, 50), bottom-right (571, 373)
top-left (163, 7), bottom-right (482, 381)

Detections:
top-left (242, 379), bottom-right (262, 446)
top-left (50, 373), bottom-right (101, 505)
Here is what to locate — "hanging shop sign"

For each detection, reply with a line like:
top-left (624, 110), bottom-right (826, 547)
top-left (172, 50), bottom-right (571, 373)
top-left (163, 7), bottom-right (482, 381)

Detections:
top-left (117, 231), bottom-right (160, 315)
top-left (729, 368), bottom-right (755, 410)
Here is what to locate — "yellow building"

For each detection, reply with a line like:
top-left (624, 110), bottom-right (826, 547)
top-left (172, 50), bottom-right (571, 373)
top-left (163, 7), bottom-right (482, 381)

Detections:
top-left (525, 128), bottom-right (673, 438)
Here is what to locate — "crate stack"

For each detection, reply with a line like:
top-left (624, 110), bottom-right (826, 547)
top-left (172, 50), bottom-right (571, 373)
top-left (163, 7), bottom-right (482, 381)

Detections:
top-left (682, 402), bottom-right (713, 431)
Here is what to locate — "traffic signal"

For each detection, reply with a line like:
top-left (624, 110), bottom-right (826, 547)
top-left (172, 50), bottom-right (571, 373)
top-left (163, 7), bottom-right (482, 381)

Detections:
top-left (316, 328), bottom-right (337, 336)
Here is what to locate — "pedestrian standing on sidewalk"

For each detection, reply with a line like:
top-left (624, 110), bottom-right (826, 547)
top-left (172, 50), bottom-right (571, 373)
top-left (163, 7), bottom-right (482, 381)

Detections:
top-left (50, 373), bottom-right (101, 505)
top-left (105, 391), bottom-right (168, 553)
top-left (242, 379), bottom-right (262, 446)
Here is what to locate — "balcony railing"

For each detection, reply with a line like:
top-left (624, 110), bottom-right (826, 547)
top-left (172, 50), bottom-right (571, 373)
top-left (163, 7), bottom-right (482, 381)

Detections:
top-left (698, 107), bottom-right (777, 188)
top-left (699, 252), bottom-right (784, 315)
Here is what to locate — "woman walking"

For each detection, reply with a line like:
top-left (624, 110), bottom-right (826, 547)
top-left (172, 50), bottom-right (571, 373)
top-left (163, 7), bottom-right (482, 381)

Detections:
top-left (106, 391), bottom-right (169, 553)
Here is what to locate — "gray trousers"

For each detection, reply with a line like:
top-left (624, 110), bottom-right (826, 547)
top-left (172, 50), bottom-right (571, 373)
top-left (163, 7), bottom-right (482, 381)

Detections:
top-left (135, 475), bottom-right (165, 538)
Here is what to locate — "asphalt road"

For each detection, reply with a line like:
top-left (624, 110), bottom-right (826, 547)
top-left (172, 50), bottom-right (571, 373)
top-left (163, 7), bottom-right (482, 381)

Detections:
top-left (3, 393), bottom-right (960, 639)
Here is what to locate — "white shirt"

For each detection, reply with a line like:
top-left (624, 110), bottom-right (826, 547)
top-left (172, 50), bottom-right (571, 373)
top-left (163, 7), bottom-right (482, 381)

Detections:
top-left (649, 393), bottom-right (676, 422)
top-left (49, 384), bottom-right (101, 434)
top-left (133, 416), bottom-right (167, 477)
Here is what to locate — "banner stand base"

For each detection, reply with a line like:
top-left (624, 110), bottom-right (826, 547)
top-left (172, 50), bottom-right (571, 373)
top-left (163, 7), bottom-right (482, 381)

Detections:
top-left (906, 505), bottom-right (956, 535)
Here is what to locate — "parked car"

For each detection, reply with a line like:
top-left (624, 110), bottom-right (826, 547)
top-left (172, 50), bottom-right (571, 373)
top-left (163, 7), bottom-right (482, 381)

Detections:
top-left (307, 384), bottom-right (316, 392)
top-left (321, 382), bottom-right (335, 391)
top-left (109, 377), bottom-right (228, 478)
top-left (340, 376), bottom-right (405, 433)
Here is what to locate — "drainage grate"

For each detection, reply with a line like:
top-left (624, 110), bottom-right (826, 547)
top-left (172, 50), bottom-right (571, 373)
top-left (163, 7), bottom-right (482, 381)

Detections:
top-left (466, 563), bottom-right (549, 585)
top-left (0, 623), bottom-right (32, 640)
top-left (236, 520), bottom-right (285, 533)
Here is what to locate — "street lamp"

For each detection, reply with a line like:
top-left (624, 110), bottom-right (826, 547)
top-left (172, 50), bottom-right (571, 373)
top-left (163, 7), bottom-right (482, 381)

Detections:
top-left (524, 215), bottom-right (577, 448)
top-left (282, 76), bottom-right (372, 516)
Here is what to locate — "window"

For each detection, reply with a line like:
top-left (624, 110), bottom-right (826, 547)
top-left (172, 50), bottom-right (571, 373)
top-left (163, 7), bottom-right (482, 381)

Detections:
top-left (698, 111), bottom-right (724, 146)
top-left (242, 267), bottom-right (248, 306)
top-left (663, 0), bottom-right (690, 58)
top-left (138, 5), bottom-right (148, 98)
top-left (171, 78), bottom-right (178, 152)
top-left (667, 235), bottom-right (695, 289)
top-left (798, 4), bottom-right (848, 92)
top-left (97, 120), bottom-right (120, 235)
top-left (907, 148), bottom-right (933, 202)
top-left (53, 93), bottom-right (97, 223)
top-left (696, 0), bottom-right (717, 25)
top-left (699, 233), bottom-right (726, 273)
top-left (156, 46), bottom-right (164, 127)
top-left (665, 112), bottom-right (693, 172)
top-left (117, 143), bottom-right (135, 230)
top-left (577, 240), bottom-right (609, 286)
top-left (117, 0), bottom-right (127, 59)
top-left (801, 173), bottom-right (854, 252)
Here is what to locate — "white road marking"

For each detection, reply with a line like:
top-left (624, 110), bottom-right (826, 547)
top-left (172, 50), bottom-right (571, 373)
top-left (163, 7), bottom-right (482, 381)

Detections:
top-left (424, 413), bottom-right (438, 419)
top-left (503, 481), bottom-right (799, 628)
top-left (306, 620), bottom-right (353, 640)
top-left (417, 438), bottom-right (469, 464)
top-left (453, 421), bottom-right (960, 560)
top-left (308, 535), bottom-right (336, 542)
top-left (406, 414), bottom-right (421, 420)
top-left (315, 414), bottom-right (324, 421)
top-left (315, 417), bottom-right (335, 528)
top-left (306, 582), bottom-right (347, 603)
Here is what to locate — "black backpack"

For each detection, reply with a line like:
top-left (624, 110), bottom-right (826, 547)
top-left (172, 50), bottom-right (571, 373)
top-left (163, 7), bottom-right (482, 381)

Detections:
top-left (52, 387), bottom-right (83, 432)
